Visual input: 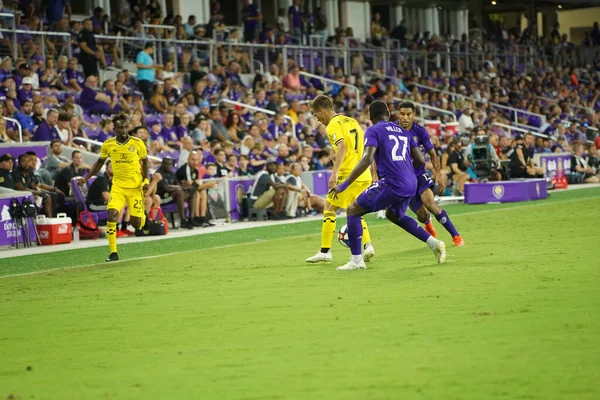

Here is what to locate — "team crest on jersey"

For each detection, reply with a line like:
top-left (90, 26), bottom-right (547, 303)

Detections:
top-left (128, 145), bottom-right (135, 152)
top-left (413, 136), bottom-right (418, 142)
top-left (492, 185), bottom-right (504, 199)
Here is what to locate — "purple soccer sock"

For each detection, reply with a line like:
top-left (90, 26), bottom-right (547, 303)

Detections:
top-left (435, 210), bottom-right (459, 237)
top-left (398, 215), bottom-right (431, 243)
top-left (347, 215), bottom-right (363, 256)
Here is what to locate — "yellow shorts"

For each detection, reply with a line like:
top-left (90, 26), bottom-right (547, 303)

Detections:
top-left (107, 185), bottom-right (145, 218)
top-left (327, 179), bottom-right (371, 209)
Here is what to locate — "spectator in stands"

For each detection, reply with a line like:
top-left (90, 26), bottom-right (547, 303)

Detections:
top-left (225, 112), bottom-right (246, 142)
top-left (283, 65), bottom-right (306, 93)
top-left (191, 117), bottom-right (211, 145)
top-left (42, 140), bottom-right (70, 180)
top-left (242, 0), bottom-right (262, 43)
top-left (97, 118), bottom-right (114, 143)
top-left (65, 57), bottom-right (85, 92)
top-left (569, 143), bottom-right (599, 184)
top-left (55, 112), bottom-right (72, 144)
top-left (161, 112), bottom-right (179, 148)
top-left (214, 149), bottom-right (231, 177)
top-left (209, 107), bottom-right (229, 142)
top-left (78, 18), bottom-right (103, 77)
top-left (370, 12), bottom-right (386, 47)
top-left (183, 15), bottom-right (197, 37)
top-left (13, 153), bottom-right (57, 217)
top-left (79, 75), bottom-right (116, 115)
top-left (31, 101), bottom-right (45, 128)
top-left (236, 155), bottom-right (252, 177)
top-left (176, 151), bottom-right (217, 227)
top-left (33, 109), bottom-right (61, 142)
top-left (149, 84), bottom-right (169, 114)
top-left (55, 150), bottom-right (88, 196)
top-left (447, 139), bottom-right (470, 195)
top-left (155, 158), bottom-right (194, 229)
top-left (288, 0), bottom-right (303, 38)
top-left (136, 43), bottom-right (159, 100)
top-left (0, 154), bottom-right (14, 189)
top-left (17, 76), bottom-right (34, 104)
top-left (176, 112), bottom-right (192, 139)
top-left (15, 99), bottom-right (35, 140)
top-left (250, 158), bottom-right (289, 219)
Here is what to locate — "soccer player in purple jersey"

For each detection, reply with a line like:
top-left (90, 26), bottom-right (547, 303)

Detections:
top-left (329, 101), bottom-right (447, 271)
top-left (397, 102), bottom-right (464, 247)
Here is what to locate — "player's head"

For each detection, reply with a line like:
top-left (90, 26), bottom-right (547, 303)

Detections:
top-left (112, 112), bottom-right (130, 138)
top-left (397, 101), bottom-right (415, 130)
top-left (310, 95), bottom-right (335, 125)
top-left (369, 101), bottom-right (390, 124)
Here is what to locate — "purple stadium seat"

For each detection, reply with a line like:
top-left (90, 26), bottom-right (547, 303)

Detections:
top-left (70, 177), bottom-right (108, 224)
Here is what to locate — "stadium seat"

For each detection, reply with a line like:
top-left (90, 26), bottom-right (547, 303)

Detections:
top-left (70, 177), bottom-right (108, 224)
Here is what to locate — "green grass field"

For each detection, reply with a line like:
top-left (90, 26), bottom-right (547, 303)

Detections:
top-left (1, 188), bottom-right (599, 399)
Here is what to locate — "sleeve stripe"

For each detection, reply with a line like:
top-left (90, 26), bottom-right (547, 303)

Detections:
top-left (335, 139), bottom-right (344, 145)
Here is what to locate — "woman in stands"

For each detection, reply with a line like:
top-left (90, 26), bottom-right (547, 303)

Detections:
top-left (150, 84), bottom-right (169, 114)
top-left (69, 115), bottom-right (91, 151)
top-left (225, 112), bottom-right (247, 143)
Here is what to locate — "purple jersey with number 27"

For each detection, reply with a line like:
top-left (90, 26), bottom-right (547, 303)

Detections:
top-left (365, 121), bottom-right (418, 196)
top-left (357, 121), bottom-right (419, 218)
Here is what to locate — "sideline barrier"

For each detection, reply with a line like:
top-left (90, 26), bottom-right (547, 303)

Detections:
top-left (464, 179), bottom-right (547, 204)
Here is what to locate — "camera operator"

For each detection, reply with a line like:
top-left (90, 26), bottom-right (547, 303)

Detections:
top-left (447, 139), bottom-right (471, 195)
top-left (465, 127), bottom-right (502, 181)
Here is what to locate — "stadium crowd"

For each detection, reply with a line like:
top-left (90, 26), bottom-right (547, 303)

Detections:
top-left (1, 0), bottom-right (600, 231)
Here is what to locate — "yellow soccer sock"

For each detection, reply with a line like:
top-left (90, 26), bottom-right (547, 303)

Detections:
top-left (321, 211), bottom-right (337, 250)
top-left (361, 218), bottom-right (371, 246)
top-left (106, 221), bottom-right (118, 253)
top-left (140, 213), bottom-right (147, 230)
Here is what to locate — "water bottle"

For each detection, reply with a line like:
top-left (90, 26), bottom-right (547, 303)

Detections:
top-left (73, 226), bottom-right (80, 242)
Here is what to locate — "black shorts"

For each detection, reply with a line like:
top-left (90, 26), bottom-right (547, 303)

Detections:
top-left (509, 165), bottom-right (527, 179)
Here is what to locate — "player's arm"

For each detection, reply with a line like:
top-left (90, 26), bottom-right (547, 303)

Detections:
top-left (329, 139), bottom-right (347, 189)
top-left (330, 146), bottom-right (376, 198)
top-left (516, 147), bottom-right (527, 167)
top-left (370, 161), bottom-right (378, 182)
top-left (78, 157), bottom-right (106, 185)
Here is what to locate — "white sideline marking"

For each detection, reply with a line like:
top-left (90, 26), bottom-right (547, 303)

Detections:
top-left (1, 193), bottom-right (599, 280)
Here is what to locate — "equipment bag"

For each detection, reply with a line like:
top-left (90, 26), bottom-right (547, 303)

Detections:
top-left (78, 211), bottom-right (102, 240)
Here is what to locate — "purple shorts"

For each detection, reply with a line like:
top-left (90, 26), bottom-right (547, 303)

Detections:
top-left (357, 180), bottom-right (413, 219)
top-left (409, 172), bottom-right (435, 212)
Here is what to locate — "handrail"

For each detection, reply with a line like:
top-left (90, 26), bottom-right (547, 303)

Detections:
top-left (534, 95), bottom-right (592, 112)
top-left (4, 117), bottom-right (23, 143)
top-left (299, 71), bottom-right (361, 110)
top-left (0, 28), bottom-right (73, 59)
top-left (491, 122), bottom-right (547, 139)
top-left (218, 99), bottom-right (296, 136)
top-left (411, 82), bottom-right (471, 101)
top-left (393, 98), bottom-right (457, 122)
top-left (71, 137), bottom-right (163, 162)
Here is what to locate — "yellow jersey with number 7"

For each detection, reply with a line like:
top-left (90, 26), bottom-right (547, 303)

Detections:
top-left (326, 114), bottom-right (372, 182)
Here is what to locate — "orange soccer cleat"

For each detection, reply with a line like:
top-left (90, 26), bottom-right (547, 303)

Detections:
top-left (424, 221), bottom-right (437, 238)
top-left (452, 236), bottom-right (464, 247)
top-left (116, 230), bottom-right (130, 238)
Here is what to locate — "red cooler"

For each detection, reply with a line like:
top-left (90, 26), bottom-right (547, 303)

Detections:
top-left (35, 213), bottom-right (73, 245)
top-left (424, 120), bottom-right (442, 136)
top-left (444, 121), bottom-right (459, 136)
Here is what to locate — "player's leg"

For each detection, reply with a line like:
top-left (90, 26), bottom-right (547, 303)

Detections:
top-left (195, 189), bottom-right (214, 227)
top-left (117, 207), bottom-right (131, 237)
top-left (127, 188), bottom-right (146, 231)
top-left (409, 193), bottom-right (436, 238)
top-left (306, 200), bottom-right (338, 263)
top-left (335, 200), bottom-right (369, 270)
top-left (353, 181), bottom-right (375, 262)
top-left (385, 205), bottom-right (446, 264)
top-left (421, 188), bottom-right (463, 246)
top-left (273, 187), bottom-right (288, 218)
top-left (105, 187), bottom-right (126, 262)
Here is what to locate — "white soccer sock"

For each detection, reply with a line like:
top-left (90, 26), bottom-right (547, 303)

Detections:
top-left (352, 255), bottom-right (363, 264)
top-left (426, 236), bottom-right (439, 250)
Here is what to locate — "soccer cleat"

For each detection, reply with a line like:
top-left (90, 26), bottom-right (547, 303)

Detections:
top-left (305, 251), bottom-right (332, 263)
top-left (376, 210), bottom-right (387, 219)
top-left (432, 241), bottom-right (447, 264)
top-left (106, 252), bottom-right (119, 262)
top-left (336, 258), bottom-right (367, 271)
top-left (424, 221), bottom-right (437, 238)
top-left (116, 230), bottom-right (129, 238)
top-left (363, 243), bottom-right (375, 262)
top-left (452, 236), bottom-right (464, 247)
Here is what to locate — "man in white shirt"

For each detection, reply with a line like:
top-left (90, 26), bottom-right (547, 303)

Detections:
top-left (458, 108), bottom-right (474, 133)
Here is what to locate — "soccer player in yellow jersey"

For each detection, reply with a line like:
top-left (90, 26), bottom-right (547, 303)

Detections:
top-left (78, 113), bottom-right (150, 262)
top-left (306, 95), bottom-right (375, 264)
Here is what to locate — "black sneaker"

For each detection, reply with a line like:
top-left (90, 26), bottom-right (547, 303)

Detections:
top-left (201, 218), bottom-right (215, 227)
top-left (191, 218), bottom-right (204, 227)
top-left (180, 220), bottom-right (194, 229)
top-left (106, 252), bottom-right (119, 262)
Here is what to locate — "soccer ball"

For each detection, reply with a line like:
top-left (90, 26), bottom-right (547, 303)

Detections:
top-left (338, 224), bottom-right (350, 248)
